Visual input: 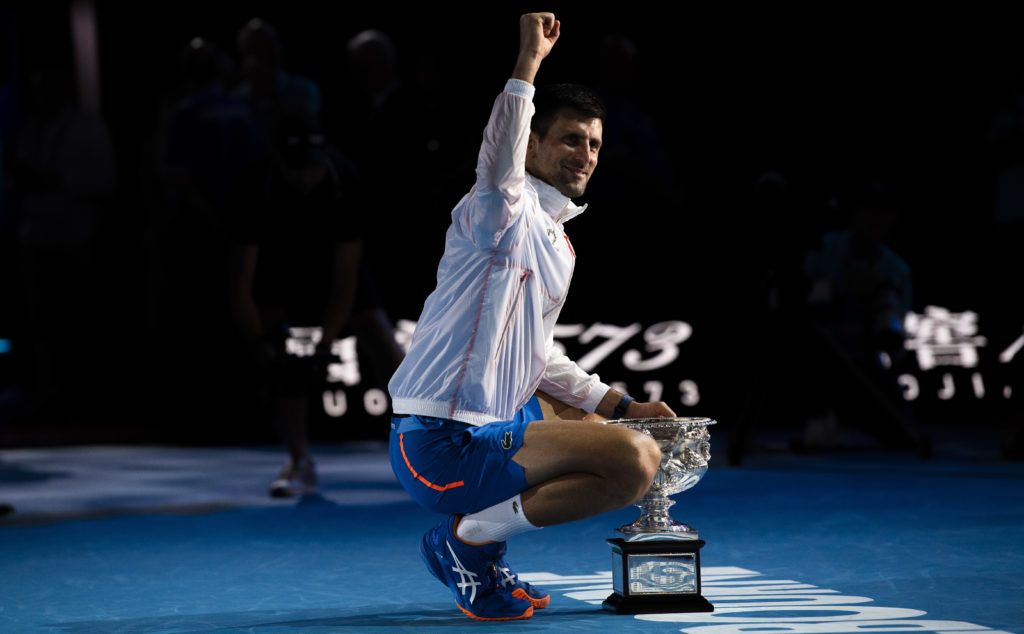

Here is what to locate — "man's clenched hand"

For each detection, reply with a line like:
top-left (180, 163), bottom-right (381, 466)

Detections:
top-left (512, 12), bottom-right (560, 84)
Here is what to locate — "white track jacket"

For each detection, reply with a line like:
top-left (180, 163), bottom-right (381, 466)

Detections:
top-left (388, 79), bottom-right (611, 426)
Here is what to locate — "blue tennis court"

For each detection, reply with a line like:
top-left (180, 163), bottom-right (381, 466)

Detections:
top-left (1, 437), bottom-right (1021, 633)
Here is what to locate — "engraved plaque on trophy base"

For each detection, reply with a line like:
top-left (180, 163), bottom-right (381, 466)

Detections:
top-left (603, 537), bottom-right (714, 614)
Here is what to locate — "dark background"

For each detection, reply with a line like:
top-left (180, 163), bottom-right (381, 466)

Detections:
top-left (2, 3), bottom-right (1021, 448)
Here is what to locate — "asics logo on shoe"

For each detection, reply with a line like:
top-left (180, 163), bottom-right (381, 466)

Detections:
top-left (501, 432), bottom-right (513, 450)
top-left (446, 541), bottom-right (481, 604)
top-left (499, 566), bottom-right (517, 587)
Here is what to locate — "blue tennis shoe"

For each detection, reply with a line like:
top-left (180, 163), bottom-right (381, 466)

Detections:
top-left (496, 556), bottom-right (550, 608)
top-left (419, 515), bottom-right (534, 620)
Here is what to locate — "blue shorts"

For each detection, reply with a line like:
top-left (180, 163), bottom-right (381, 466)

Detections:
top-left (388, 396), bottom-right (543, 515)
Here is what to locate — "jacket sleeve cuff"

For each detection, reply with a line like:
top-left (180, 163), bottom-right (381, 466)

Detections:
top-left (504, 78), bottom-right (535, 100)
top-left (580, 381), bottom-right (611, 415)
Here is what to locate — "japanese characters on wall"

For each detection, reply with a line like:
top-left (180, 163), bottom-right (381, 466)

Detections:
top-left (899, 306), bottom-right (1021, 412)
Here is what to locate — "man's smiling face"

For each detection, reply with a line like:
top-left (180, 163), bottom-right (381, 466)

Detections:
top-left (526, 108), bottom-right (602, 199)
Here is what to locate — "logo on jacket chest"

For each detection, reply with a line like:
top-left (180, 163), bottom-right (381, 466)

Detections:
top-left (546, 228), bottom-right (575, 258)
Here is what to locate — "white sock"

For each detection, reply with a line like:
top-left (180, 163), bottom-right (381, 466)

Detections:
top-left (455, 494), bottom-right (540, 543)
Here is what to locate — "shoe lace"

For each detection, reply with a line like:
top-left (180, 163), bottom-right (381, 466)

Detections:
top-left (494, 558), bottom-right (519, 589)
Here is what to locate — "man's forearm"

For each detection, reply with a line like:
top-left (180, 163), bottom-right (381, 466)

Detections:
top-left (511, 52), bottom-right (543, 85)
top-left (234, 294), bottom-right (264, 341)
top-left (595, 387), bottom-right (627, 420)
top-left (595, 387), bottom-right (678, 420)
top-left (317, 242), bottom-right (362, 353)
top-left (318, 288), bottom-right (357, 351)
top-left (511, 12), bottom-right (559, 85)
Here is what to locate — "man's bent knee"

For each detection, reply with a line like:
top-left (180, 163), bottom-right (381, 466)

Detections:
top-left (619, 432), bottom-right (661, 505)
top-left (513, 421), bottom-right (661, 504)
top-left (596, 431), bottom-right (661, 508)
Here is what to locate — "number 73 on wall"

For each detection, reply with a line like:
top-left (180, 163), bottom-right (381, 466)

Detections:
top-left (551, 321), bottom-right (700, 407)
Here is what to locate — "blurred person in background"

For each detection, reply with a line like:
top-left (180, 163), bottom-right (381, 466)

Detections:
top-left (156, 38), bottom-right (265, 429)
top-left (234, 18), bottom-right (321, 149)
top-left (232, 116), bottom-right (402, 497)
top-left (8, 59), bottom-right (115, 427)
top-left (800, 177), bottom-right (923, 452)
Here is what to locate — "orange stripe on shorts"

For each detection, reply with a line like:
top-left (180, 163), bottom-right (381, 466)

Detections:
top-left (399, 432), bottom-right (465, 492)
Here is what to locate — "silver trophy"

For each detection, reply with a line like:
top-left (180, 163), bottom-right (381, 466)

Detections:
top-left (603, 417), bottom-right (716, 614)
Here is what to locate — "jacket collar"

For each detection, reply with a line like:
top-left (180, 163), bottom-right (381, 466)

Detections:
top-left (526, 173), bottom-right (588, 224)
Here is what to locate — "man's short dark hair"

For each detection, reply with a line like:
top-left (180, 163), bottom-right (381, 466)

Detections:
top-left (531, 83), bottom-right (606, 139)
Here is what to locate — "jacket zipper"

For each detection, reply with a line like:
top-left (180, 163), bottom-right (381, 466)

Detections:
top-left (495, 271), bottom-right (529, 358)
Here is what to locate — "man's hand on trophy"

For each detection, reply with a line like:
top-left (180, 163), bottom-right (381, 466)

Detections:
top-left (626, 400), bottom-right (677, 419)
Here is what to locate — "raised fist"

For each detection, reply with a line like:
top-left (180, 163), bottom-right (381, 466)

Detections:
top-left (519, 12), bottom-right (560, 61)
